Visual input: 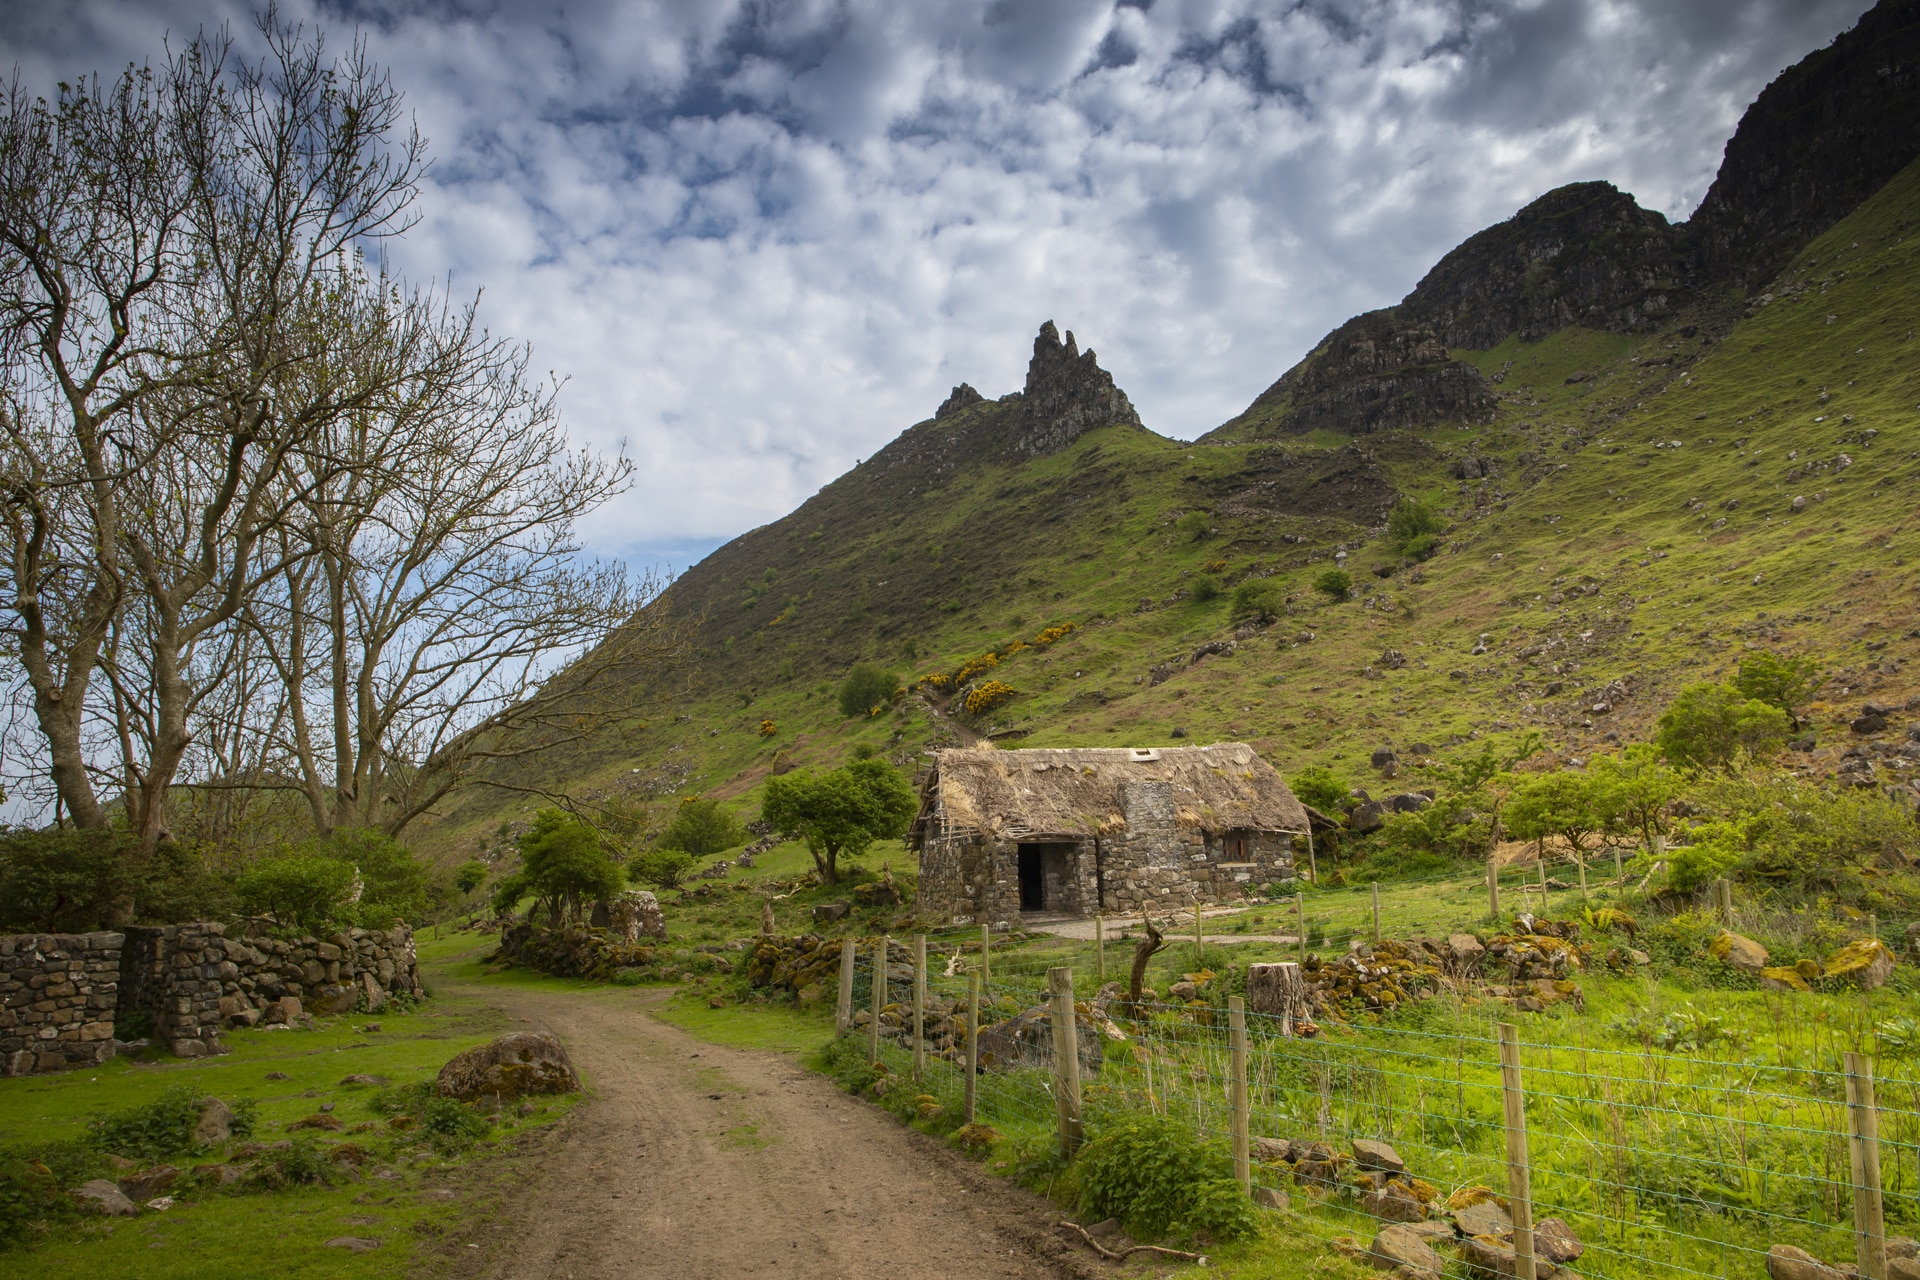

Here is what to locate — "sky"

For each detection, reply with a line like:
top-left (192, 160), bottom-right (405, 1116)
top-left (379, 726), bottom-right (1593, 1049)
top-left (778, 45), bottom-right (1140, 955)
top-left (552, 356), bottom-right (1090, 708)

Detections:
top-left (0, 0), bottom-right (1876, 579)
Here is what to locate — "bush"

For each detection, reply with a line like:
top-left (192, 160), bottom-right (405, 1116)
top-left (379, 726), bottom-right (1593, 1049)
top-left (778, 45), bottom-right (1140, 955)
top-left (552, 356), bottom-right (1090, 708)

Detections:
top-left (1386, 495), bottom-right (1443, 559)
top-left (657, 797), bottom-right (746, 858)
top-left (1188, 574), bottom-right (1222, 604)
top-left (1175, 511), bottom-right (1210, 542)
top-left (235, 855), bottom-right (357, 935)
top-left (323, 829), bottom-right (438, 927)
top-left (1655, 682), bottom-right (1790, 771)
top-left (837, 662), bottom-right (899, 719)
top-left (1313, 568), bottom-right (1351, 600)
top-left (1289, 765), bottom-right (1350, 815)
top-left (1229, 580), bottom-right (1280, 626)
top-left (1076, 1111), bottom-right (1257, 1242)
top-left (1731, 651), bottom-right (1822, 722)
top-left (963, 680), bottom-right (1018, 716)
top-left (454, 860), bottom-right (489, 895)
top-left (630, 847), bottom-right (695, 890)
top-left (0, 830), bottom-right (229, 933)
top-left (418, 1096), bottom-right (491, 1154)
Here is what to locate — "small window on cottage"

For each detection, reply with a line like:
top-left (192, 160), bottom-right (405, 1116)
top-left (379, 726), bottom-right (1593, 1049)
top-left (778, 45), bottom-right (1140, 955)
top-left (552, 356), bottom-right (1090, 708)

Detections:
top-left (1219, 830), bottom-right (1249, 861)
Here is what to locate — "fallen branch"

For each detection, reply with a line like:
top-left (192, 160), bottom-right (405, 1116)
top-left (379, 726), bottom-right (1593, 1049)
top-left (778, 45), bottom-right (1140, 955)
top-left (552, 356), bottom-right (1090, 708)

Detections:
top-left (1057, 1220), bottom-right (1207, 1265)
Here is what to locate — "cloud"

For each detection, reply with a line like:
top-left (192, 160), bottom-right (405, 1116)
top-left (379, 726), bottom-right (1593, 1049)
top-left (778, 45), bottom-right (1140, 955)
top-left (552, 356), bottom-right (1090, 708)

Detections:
top-left (0, 0), bottom-right (1877, 576)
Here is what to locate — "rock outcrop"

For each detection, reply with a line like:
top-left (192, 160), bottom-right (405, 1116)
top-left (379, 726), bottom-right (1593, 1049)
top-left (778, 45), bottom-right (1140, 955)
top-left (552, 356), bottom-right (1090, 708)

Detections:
top-left (1010, 321), bottom-right (1140, 457)
top-left (1400, 181), bottom-right (1686, 348)
top-left (1687, 0), bottom-right (1920, 288)
top-left (1219, 310), bottom-right (1497, 438)
top-left (936, 382), bottom-right (985, 418)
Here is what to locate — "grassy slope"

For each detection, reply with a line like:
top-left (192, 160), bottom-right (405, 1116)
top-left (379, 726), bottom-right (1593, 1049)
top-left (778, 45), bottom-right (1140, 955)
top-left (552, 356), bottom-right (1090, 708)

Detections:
top-left (423, 158), bottom-right (1920, 857)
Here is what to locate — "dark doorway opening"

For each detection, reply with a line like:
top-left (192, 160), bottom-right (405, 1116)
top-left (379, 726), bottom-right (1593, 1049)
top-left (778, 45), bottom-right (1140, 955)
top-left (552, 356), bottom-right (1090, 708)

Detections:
top-left (1018, 846), bottom-right (1045, 910)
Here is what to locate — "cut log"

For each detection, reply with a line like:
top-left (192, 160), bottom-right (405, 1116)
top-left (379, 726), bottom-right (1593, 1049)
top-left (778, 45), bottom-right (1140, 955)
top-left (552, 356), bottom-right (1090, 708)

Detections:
top-left (1247, 961), bottom-right (1308, 1034)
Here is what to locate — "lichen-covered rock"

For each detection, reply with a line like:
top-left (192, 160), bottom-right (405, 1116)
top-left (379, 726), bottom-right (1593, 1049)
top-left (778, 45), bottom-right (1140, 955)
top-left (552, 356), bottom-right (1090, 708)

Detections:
top-left (1708, 931), bottom-right (1769, 972)
top-left (1352, 1138), bottom-right (1407, 1174)
top-left (1534, 1217), bottom-right (1584, 1264)
top-left (1823, 939), bottom-right (1896, 990)
top-left (436, 1032), bottom-right (580, 1102)
top-left (1766, 1244), bottom-right (1849, 1280)
top-left (1368, 1223), bottom-right (1445, 1276)
top-left (73, 1178), bottom-right (139, 1216)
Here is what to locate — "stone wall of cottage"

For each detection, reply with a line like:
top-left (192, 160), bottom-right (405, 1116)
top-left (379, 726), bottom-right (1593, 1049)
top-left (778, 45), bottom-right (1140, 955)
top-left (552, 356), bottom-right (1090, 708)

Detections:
top-left (1, 921), bottom-right (423, 1076)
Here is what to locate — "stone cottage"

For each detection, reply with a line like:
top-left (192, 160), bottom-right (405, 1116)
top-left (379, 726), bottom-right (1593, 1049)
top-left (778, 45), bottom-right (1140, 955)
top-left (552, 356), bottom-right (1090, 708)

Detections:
top-left (909, 744), bottom-right (1309, 926)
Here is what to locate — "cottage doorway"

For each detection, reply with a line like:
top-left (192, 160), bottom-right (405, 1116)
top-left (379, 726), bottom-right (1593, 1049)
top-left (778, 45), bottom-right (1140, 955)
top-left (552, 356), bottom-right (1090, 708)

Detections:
top-left (1018, 845), bottom-right (1046, 910)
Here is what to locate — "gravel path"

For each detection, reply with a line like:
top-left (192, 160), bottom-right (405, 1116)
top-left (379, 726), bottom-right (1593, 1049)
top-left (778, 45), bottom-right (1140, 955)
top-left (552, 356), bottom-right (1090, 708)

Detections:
top-left (447, 981), bottom-right (1099, 1280)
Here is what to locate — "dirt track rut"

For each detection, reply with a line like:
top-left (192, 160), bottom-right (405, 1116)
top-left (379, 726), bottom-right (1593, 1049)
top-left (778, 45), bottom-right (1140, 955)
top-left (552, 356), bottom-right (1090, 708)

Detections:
top-left (455, 983), bottom-right (1096, 1280)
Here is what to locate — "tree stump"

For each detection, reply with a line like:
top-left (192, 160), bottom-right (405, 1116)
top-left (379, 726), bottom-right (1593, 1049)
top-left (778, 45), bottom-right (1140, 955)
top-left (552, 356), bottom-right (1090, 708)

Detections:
top-left (1247, 961), bottom-right (1308, 1035)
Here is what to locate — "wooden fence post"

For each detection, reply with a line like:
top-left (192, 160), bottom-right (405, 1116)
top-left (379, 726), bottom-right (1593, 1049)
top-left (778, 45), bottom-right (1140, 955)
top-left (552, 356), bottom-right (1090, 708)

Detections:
top-left (912, 933), bottom-right (927, 1081)
top-left (1049, 966), bottom-right (1083, 1158)
top-left (1612, 843), bottom-right (1623, 884)
top-left (1095, 915), bottom-right (1105, 986)
top-left (869, 937), bottom-right (885, 1062)
top-left (980, 923), bottom-right (991, 987)
top-left (1538, 860), bottom-right (1549, 916)
top-left (1371, 882), bottom-right (1381, 942)
top-left (1846, 1050), bottom-right (1888, 1280)
top-left (965, 971), bottom-right (980, 1125)
top-left (1228, 995), bottom-right (1250, 1194)
top-left (1487, 856), bottom-right (1500, 923)
top-left (1577, 852), bottom-right (1588, 903)
top-left (1295, 891), bottom-right (1307, 961)
top-left (1194, 901), bottom-right (1204, 964)
top-left (836, 938), bottom-right (856, 1036)
top-left (1497, 1023), bottom-right (1537, 1280)
top-left (1305, 826), bottom-right (1317, 883)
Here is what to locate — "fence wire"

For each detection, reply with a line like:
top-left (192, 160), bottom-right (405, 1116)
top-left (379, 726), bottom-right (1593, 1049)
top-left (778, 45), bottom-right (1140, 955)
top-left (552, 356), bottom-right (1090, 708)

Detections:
top-left (837, 937), bottom-right (1919, 1280)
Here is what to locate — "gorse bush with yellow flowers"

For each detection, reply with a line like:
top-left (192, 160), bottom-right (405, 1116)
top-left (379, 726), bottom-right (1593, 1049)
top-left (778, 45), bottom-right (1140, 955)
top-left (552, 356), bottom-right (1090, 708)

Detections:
top-left (964, 681), bottom-right (1017, 716)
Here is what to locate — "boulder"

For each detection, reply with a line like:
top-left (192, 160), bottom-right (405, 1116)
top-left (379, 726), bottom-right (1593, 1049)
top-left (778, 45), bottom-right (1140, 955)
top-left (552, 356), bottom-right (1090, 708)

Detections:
top-left (1369, 1224), bottom-right (1445, 1277)
top-left (1452, 1198), bottom-right (1512, 1238)
top-left (1253, 1136), bottom-right (1294, 1164)
top-left (1824, 939), bottom-right (1896, 990)
top-left (1352, 1138), bottom-right (1407, 1174)
top-left (1387, 793), bottom-right (1434, 814)
top-left (1707, 931), bottom-right (1769, 972)
top-left (1889, 1258), bottom-right (1920, 1280)
top-left (1766, 1244), bottom-right (1848, 1280)
top-left (1361, 1184), bottom-right (1425, 1223)
top-left (194, 1098), bottom-right (234, 1146)
top-left (436, 1032), bottom-right (581, 1102)
top-left (1253, 1186), bottom-right (1289, 1210)
top-left (74, 1179), bottom-right (139, 1216)
top-left (310, 984), bottom-right (358, 1016)
top-left (118, 1165), bottom-right (180, 1202)
top-left (1350, 801), bottom-right (1387, 834)
top-left (1760, 966), bottom-right (1812, 992)
top-left (812, 901), bottom-right (852, 924)
top-left (1534, 1217), bottom-right (1584, 1265)
top-left (607, 889), bottom-right (667, 941)
top-left (1447, 934), bottom-right (1487, 970)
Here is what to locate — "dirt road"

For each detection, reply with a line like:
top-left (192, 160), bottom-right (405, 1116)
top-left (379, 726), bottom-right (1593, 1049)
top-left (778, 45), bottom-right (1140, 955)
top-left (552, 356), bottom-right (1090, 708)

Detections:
top-left (442, 981), bottom-right (1098, 1280)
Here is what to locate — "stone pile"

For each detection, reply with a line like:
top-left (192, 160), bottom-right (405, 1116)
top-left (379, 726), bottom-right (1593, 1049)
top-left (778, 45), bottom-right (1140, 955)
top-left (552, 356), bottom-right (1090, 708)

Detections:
top-left (1257, 1134), bottom-right (1587, 1280)
top-left (157, 923), bottom-right (424, 1045)
top-left (494, 921), bottom-right (679, 981)
top-left (0, 932), bottom-right (121, 1075)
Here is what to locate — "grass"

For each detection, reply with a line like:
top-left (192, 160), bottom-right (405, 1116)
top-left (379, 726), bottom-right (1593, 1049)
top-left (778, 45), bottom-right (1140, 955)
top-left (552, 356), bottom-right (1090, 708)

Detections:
top-left (0, 943), bottom-right (579, 1277)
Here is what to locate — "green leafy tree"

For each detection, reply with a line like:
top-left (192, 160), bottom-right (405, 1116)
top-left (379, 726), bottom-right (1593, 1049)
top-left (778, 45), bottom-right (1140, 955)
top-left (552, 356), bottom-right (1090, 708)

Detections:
top-left (1440, 734), bottom-right (1543, 796)
top-left (1313, 568), bottom-right (1351, 601)
top-left (1500, 770), bottom-right (1602, 862)
top-left (837, 663), bottom-right (900, 719)
top-left (761, 758), bottom-right (918, 885)
top-left (490, 808), bottom-right (625, 923)
top-left (1386, 495), bottom-right (1443, 560)
top-left (322, 829), bottom-right (432, 925)
top-left (453, 860), bottom-right (489, 896)
top-left (1655, 683), bottom-right (1791, 771)
top-left (1288, 765), bottom-right (1350, 815)
top-left (236, 856), bottom-right (357, 934)
top-left (1731, 651), bottom-right (1823, 725)
top-left (629, 847), bottom-right (696, 890)
top-left (656, 797), bottom-right (747, 858)
top-left (1229, 580), bottom-right (1281, 626)
top-left (1589, 745), bottom-right (1685, 848)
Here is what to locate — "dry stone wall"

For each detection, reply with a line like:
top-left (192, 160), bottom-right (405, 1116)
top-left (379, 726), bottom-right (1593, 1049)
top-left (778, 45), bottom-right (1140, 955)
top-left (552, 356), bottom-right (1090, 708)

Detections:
top-left (1, 921), bottom-right (423, 1076)
top-left (0, 932), bottom-right (122, 1076)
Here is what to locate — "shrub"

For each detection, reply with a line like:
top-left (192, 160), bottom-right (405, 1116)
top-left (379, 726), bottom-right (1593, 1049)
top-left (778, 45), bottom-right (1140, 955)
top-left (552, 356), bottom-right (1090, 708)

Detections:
top-left (89, 1085), bottom-right (255, 1163)
top-left (1229, 580), bottom-right (1280, 626)
top-left (324, 828), bottom-right (437, 927)
top-left (964, 680), bottom-right (1018, 716)
top-left (0, 830), bottom-right (228, 933)
top-left (1731, 651), bottom-right (1822, 722)
top-left (629, 847), bottom-right (696, 890)
top-left (1032, 622), bottom-right (1077, 647)
top-left (1386, 495), bottom-right (1443, 559)
top-left (490, 809), bottom-right (626, 922)
top-left (837, 663), bottom-right (899, 719)
top-left (418, 1096), bottom-right (491, 1154)
top-left (1289, 765), bottom-right (1350, 815)
top-left (657, 797), bottom-right (746, 858)
top-left (1175, 511), bottom-right (1210, 541)
top-left (1076, 1111), bottom-right (1257, 1242)
top-left (1188, 574), bottom-right (1222, 603)
top-left (236, 855), bottom-right (357, 935)
top-left (1313, 568), bottom-right (1351, 600)
top-left (454, 860), bottom-right (489, 896)
top-left (1655, 682), bottom-right (1790, 771)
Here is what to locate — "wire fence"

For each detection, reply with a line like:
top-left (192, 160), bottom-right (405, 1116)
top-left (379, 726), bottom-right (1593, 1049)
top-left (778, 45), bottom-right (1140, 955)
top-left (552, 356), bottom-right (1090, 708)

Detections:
top-left (833, 934), bottom-right (1919, 1280)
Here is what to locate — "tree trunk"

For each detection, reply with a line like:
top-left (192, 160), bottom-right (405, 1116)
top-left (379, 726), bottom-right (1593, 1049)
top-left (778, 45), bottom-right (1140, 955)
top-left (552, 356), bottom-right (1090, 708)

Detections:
top-left (1127, 913), bottom-right (1165, 1009)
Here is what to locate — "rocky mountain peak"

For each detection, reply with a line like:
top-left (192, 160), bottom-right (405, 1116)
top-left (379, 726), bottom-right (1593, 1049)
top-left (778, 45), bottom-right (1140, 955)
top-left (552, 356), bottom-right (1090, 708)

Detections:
top-left (936, 383), bottom-right (985, 418)
top-left (1012, 320), bottom-right (1141, 457)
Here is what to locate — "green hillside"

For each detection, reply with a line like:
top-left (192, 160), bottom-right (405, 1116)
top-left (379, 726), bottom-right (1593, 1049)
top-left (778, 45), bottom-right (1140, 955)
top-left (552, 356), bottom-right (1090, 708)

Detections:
top-left (426, 155), bottom-right (1920, 854)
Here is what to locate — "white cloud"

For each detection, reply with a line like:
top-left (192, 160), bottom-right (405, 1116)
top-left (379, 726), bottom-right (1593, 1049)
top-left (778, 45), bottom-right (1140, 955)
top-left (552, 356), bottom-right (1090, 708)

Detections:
top-left (0, 0), bottom-right (1875, 573)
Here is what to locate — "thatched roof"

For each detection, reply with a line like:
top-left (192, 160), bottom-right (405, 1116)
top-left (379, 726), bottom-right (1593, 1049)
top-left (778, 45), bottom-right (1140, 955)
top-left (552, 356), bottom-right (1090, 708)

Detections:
top-left (910, 743), bottom-right (1310, 846)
